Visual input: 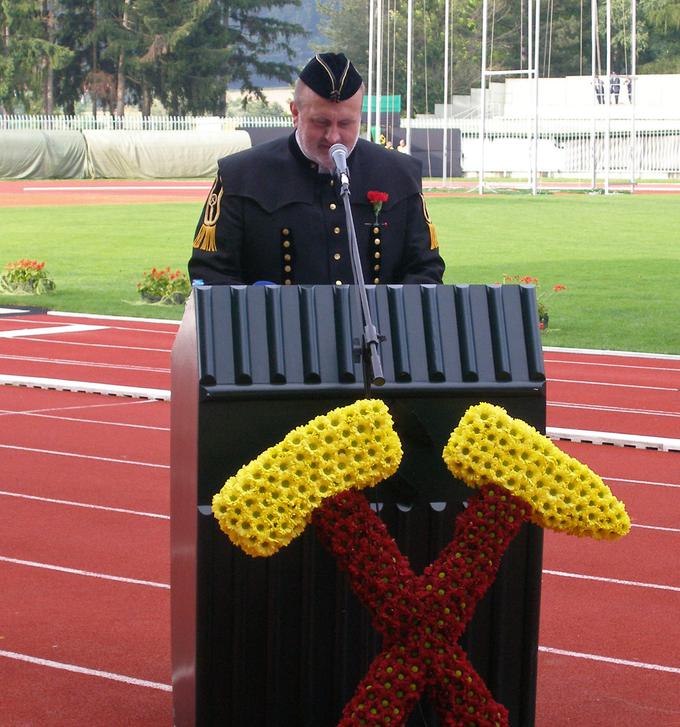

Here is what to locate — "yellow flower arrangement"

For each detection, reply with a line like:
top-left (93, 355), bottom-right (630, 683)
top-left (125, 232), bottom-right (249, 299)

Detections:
top-left (212, 399), bottom-right (402, 557)
top-left (212, 398), bottom-right (632, 726)
top-left (442, 402), bottom-right (631, 539)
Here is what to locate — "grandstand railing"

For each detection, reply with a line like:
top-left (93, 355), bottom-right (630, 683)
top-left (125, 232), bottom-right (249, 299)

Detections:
top-left (409, 116), bottom-right (680, 175)
top-left (409, 115), bottom-right (680, 134)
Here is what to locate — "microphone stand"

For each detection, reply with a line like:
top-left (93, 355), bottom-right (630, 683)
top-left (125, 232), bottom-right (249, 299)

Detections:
top-left (336, 167), bottom-right (385, 395)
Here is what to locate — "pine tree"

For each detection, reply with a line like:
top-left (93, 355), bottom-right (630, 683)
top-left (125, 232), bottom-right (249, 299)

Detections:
top-left (0, 0), bottom-right (73, 113)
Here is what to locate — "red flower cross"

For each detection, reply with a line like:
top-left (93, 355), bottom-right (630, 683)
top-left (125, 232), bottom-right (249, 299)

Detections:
top-left (312, 487), bottom-right (530, 726)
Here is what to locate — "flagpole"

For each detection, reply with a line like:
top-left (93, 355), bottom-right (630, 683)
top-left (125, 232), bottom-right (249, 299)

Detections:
top-left (479, 0), bottom-right (488, 194)
top-left (532, 0), bottom-right (540, 195)
top-left (443, 0), bottom-right (450, 181)
top-left (376, 0), bottom-right (383, 144)
top-left (406, 0), bottom-right (413, 152)
top-left (367, 0), bottom-right (375, 141)
top-left (630, 0), bottom-right (637, 191)
top-left (591, 0), bottom-right (598, 190)
top-left (605, 0), bottom-right (611, 195)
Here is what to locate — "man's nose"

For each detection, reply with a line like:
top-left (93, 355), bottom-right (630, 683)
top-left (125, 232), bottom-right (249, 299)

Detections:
top-left (325, 124), bottom-right (342, 144)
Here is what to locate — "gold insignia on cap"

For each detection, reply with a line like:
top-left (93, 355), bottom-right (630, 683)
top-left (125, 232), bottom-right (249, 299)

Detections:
top-left (420, 194), bottom-right (439, 250)
top-left (193, 177), bottom-right (223, 253)
top-left (315, 54), bottom-right (350, 102)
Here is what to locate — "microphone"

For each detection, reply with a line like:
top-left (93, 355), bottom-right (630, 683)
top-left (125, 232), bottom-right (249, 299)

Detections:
top-left (329, 143), bottom-right (350, 188)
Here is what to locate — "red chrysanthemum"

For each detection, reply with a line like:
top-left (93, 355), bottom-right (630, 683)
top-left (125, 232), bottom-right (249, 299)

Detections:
top-left (312, 486), bottom-right (530, 726)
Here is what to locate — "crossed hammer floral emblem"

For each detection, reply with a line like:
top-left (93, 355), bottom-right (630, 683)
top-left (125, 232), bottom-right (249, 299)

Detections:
top-left (213, 400), bottom-right (630, 726)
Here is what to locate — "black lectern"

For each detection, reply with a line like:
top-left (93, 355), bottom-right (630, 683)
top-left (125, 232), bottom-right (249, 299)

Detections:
top-left (171, 284), bottom-right (545, 727)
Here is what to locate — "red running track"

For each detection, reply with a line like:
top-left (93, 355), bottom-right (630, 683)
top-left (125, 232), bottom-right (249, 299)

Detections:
top-left (0, 309), bottom-right (678, 726)
top-left (2, 179), bottom-right (679, 209)
top-left (0, 179), bottom-right (212, 208)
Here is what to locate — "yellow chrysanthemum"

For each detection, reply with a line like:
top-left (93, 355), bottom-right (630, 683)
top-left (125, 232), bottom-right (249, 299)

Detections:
top-left (213, 399), bottom-right (402, 557)
top-left (442, 403), bottom-right (631, 540)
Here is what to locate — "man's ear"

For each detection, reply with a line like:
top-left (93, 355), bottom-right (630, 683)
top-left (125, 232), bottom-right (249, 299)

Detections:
top-left (290, 100), bottom-right (300, 128)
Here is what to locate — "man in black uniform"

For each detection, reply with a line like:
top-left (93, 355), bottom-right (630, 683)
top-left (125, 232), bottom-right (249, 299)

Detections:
top-left (189, 53), bottom-right (445, 286)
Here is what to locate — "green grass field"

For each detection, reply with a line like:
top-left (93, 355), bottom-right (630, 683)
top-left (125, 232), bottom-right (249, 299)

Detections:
top-left (1, 193), bottom-right (678, 354)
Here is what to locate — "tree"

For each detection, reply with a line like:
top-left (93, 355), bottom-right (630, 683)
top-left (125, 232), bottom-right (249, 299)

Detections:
top-left (2, 0), bottom-right (306, 116)
top-left (52, 0), bottom-right (95, 114)
top-left (638, 0), bottom-right (680, 72)
top-left (0, 0), bottom-right (73, 113)
top-left (314, 0), bottom-right (680, 114)
top-left (156, 0), bottom-right (306, 115)
top-left (644, 0), bottom-right (680, 30)
top-left (316, 0), bottom-right (488, 115)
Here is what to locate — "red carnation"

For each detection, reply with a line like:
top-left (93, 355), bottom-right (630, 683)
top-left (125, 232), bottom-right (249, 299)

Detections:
top-left (367, 190), bottom-right (389, 222)
top-left (367, 190), bottom-right (389, 204)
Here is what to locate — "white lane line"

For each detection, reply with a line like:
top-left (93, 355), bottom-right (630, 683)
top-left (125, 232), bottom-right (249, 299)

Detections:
top-left (2, 374), bottom-right (676, 449)
top-left (543, 346), bottom-right (680, 362)
top-left (0, 409), bottom-right (169, 430)
top-left (0, 324), bottom-right (105, 338)
top-left (545, 358), bottom-right (680, 374)
top-left (3, 319), bottom-right (665, 352)
top-left (0, 353), bottom-right (168, 374)
top-left (0, 308), bottom-right (30, 314)
top-left (0, 555), bottom-right (169, 589)
top-left (0, 650), bottom-right (172, 691)
top-left (605, 477), bottom-right (680, 489)
top-left (633, 523), bottom-right (680, 534)
top-left (538, 646), bottom-right (680, 675)
top-left (25, 184), bottom-right (208, 192)
top-left (0, 375), bottom-right (169, 400)
top-left (7, 312), bottom-right (178, 328)
top-left (1, 398), bottom-right (158, 416)
top-left (548, 427), bottom-right (680, 452)
top-left (105, 324), bottom-right (177, 335)
top-left (543, 569), bottom-right (680, 593)
top-left (10, 337), bottom-right (170, 353)
top-left (7, 489), bottom-right (675, 532)
top-left (48, 310), bottom-right (180, 330)
top-left (550, 401), bottom-right (679, 418)
top-left (0, 443), bottom-right (169, 468)
top-left (548, 377), bottom-right (678, 392)
top-left (0, 491), bottom-right (169, 520)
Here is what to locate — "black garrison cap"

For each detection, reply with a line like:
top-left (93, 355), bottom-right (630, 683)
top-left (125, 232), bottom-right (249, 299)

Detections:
top-left (298, 53), bottom-right (363, 102)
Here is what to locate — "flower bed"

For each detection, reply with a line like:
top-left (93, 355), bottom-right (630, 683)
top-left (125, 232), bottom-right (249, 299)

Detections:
top-left (0, 259), bottom-right (55, 294)
top-left (502, 274), bottom-right (566, 329)
top-left (137, 266), bottom-right (191, 304)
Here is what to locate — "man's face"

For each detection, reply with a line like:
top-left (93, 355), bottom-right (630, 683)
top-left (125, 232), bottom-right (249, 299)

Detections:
top-left (291, 84), bottom-right (363, 170)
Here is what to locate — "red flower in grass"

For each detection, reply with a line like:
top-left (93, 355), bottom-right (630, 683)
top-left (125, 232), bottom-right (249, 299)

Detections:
top-left (501, 274), bottom-right (567, 325)
top-left (137, 266), bottom-right (190, 304)
top-left (1, 259), bottom-right (54, 294)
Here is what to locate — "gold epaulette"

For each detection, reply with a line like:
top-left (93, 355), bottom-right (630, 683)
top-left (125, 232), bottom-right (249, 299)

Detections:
top-left (192, 176), bottom-right (223, 253)
top-left (420, 194), bottom-right (439, 249)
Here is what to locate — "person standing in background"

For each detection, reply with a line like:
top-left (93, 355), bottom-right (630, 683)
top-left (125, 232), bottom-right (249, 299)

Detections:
top-left (610, 73), bottom-right (620, 104)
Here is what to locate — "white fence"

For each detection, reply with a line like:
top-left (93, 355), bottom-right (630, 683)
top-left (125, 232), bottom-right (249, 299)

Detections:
top-left (3, 113), bottom-right (680, 176)
top-left (0, 114), bottom-right (293, 131)
top-left (410, 116), bottom-right (680, 176)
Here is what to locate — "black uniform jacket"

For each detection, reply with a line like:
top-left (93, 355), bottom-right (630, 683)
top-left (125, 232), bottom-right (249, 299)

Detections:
top-left (189, 134), bottom-right (445, 286)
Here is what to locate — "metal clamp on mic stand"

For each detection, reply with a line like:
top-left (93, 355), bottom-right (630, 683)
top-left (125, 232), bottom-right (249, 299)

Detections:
top-left (329, 143), bottom-right (385, 394)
